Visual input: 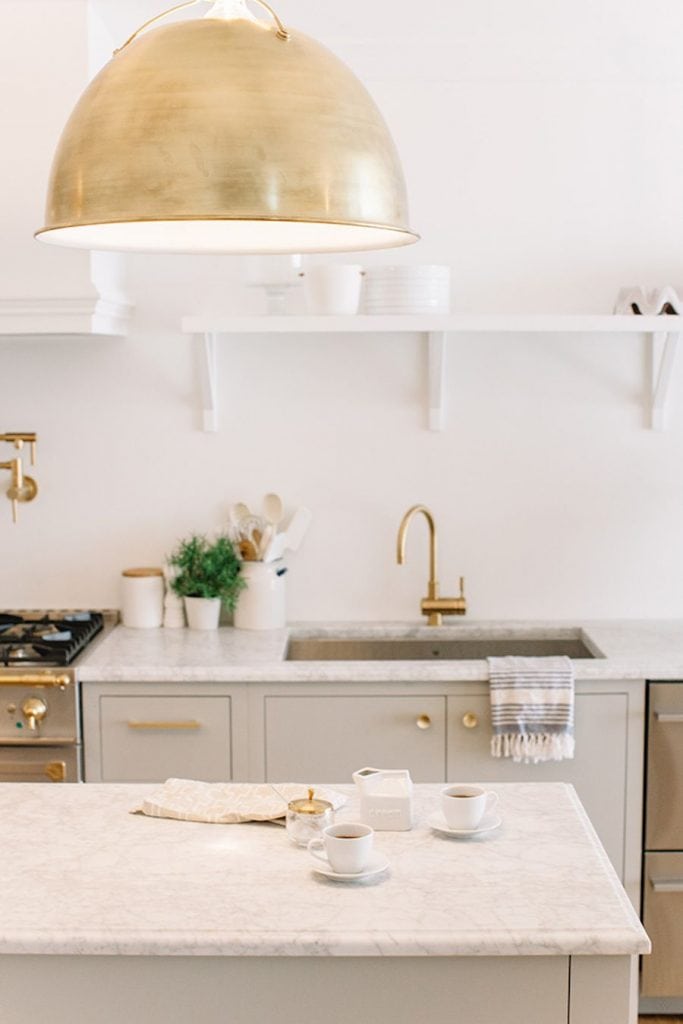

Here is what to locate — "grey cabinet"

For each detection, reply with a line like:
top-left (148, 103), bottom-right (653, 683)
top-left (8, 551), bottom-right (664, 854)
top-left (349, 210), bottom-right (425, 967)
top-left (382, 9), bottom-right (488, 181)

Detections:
top-left (82, 684), bottom-right (245, 783)
top-left (264, 694), bottom-right (446, 783)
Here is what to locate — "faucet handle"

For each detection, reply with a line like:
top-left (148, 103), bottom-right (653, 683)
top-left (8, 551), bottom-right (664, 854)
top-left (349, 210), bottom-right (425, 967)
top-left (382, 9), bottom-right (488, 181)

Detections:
top-left (459, 576), bottom-right (466, 599)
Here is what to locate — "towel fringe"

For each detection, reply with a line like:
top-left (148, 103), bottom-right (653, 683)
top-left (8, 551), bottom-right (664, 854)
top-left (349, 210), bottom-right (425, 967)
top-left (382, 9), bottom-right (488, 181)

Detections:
top-left (491, 732), bottom-right (575, 764)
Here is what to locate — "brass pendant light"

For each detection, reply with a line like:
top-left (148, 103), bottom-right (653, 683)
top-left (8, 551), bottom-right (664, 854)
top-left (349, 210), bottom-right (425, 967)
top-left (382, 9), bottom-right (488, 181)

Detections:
top-left (36, 0), bottom-right (418, 254)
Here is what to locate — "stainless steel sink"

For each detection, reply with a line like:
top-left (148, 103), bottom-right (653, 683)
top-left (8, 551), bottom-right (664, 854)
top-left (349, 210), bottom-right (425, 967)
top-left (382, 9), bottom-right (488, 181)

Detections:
top-left (286, 633), bottom-right (601, 661)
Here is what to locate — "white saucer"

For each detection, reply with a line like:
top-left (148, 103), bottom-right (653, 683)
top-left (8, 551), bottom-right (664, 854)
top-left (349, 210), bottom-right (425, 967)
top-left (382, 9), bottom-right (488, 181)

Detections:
top-left (310, 851), bottom-right (390, 881)
top-left (427, 811), bottom-right (502, 837)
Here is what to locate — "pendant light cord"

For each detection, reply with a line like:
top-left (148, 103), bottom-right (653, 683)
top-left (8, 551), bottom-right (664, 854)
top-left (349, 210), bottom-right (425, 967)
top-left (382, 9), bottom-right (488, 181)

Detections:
top-left (114, 0), bottom-right (289, 55)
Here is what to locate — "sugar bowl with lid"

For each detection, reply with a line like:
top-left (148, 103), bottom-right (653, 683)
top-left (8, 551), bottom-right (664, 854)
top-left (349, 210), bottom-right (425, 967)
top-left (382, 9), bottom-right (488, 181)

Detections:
top-left (286, 788), bottom-right (334, 847)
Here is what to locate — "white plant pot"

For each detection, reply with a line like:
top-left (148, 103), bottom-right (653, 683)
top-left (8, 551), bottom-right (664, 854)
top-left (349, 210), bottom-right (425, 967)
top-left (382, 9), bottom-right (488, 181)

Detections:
top-left (234, 562), bottom-right (286, 630)
top-left (184, 596), bottom-right (221, 630)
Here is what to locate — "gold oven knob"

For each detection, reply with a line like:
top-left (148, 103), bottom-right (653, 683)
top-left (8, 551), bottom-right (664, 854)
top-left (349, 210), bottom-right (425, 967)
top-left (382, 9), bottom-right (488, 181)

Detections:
top-left (462, 712), bottom-right (479, 729)
top-left (416, 714), bottom-right (432, 730)
top-left (22, 697), bottom-right (47, 732)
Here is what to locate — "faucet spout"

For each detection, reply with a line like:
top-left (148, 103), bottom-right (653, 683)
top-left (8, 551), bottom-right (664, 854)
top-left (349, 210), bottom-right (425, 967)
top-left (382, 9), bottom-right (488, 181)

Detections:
top-left (396, 505), bottom-right (438, 597)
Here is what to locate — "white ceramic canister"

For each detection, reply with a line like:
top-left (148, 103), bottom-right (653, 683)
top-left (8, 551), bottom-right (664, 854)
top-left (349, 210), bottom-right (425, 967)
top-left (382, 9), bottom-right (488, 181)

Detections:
top-left (234, 562), bottom-right (286, 630)
top-left (121, 568), bottom-right (164, 628)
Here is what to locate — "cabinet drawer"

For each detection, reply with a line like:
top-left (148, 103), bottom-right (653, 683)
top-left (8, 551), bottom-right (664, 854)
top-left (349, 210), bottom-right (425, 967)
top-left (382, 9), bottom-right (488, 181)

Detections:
top-left (642, 852), bottom-right (683, 997)
top-left (98, 696), bottom-right (231, 782)
top-left (447, 692), bottom-right (628, 878)
top-left (265, 695), bottom-right (446, 782)
top-left (645, 682), bottom-right (683, 849)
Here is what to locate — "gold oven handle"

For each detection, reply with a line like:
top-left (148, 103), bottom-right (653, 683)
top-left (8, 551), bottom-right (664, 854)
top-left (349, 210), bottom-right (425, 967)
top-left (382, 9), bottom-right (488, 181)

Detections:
top-left (0, 760), bottom-right (66, 782)
top-left (127, 720), bottom-right (201, 731)
top-left (0, 674), bottom-right (71, 690)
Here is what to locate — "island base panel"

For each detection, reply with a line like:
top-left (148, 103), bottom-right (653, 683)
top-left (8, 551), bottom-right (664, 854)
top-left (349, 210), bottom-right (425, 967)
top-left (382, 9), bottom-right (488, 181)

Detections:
top-left (0, 955), bottom-right (637, 1024)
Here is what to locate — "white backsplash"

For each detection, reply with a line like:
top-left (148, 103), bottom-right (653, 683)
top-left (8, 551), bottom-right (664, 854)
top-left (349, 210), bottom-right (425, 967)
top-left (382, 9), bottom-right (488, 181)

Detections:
top-left (1, 0), bottom-right (683, 618)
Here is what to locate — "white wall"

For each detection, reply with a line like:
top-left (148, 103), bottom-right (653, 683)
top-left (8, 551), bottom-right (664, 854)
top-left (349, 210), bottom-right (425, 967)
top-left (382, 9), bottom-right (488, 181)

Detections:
top-left (2, 0), bottom-right (683, 620)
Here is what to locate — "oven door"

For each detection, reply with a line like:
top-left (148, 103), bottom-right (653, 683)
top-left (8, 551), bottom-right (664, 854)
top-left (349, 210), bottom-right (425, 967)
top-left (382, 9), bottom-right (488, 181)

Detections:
top-left (0, 745), bottom-right (81, 782)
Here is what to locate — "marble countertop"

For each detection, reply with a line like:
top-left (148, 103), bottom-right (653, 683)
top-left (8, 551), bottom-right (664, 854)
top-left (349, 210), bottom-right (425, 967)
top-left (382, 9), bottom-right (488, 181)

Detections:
top-left (0, 782), bottom-right (649, 957)
top-left (79, 618), bottom-right (683, 683)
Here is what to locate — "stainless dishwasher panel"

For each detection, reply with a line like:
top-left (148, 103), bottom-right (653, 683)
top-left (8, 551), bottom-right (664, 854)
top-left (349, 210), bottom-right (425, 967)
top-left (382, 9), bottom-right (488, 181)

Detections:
top-left (645, 683), bottom-right (683, 850)
top-left (642, 852), bottom-right (683, 998)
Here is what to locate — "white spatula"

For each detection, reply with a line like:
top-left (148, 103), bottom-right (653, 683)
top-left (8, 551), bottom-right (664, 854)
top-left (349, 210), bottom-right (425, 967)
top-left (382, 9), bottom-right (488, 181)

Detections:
top-left (282, 506), bottom-right (312, 552)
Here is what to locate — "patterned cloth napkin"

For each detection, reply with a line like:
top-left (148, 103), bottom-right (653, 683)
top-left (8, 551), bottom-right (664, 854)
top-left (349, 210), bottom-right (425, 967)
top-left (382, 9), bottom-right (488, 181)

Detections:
top-left (488, 655), bottom-right (575, 764)
top-left (132, 779), bottom-right (347, 824)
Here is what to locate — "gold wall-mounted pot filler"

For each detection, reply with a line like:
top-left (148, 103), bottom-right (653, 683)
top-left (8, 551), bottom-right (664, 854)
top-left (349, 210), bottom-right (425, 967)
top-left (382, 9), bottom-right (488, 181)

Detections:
top-left (36, 0), bottom-right (418, 255)
top-left (0, 434), bottom-right (38, 523)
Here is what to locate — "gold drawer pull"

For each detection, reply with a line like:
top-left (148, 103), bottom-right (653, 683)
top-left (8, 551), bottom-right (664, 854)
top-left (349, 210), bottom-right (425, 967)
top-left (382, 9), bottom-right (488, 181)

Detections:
top-left (416, 714), bottom-right (432, 730)
top-left (127, 720), bottom-right (201, 731)
top-left (462, 712), bottom-right (479, 729)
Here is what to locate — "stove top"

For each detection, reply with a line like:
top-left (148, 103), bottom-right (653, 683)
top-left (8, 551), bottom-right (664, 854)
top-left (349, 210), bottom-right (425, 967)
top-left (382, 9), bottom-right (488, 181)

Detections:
top-left (0, 612), bottom-right (104, 667)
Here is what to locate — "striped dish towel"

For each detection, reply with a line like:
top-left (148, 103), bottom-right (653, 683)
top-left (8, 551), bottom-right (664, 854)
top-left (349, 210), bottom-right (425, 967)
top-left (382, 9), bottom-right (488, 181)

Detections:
top-left (488, 656), bottom-right (575, 763)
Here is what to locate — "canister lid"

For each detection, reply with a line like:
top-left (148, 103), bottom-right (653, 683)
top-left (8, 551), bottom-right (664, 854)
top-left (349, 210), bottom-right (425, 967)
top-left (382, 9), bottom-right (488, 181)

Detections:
top-left (122, 567), bottom-right (164, 577)
top-left (288, 788), bottom-right (332, 815)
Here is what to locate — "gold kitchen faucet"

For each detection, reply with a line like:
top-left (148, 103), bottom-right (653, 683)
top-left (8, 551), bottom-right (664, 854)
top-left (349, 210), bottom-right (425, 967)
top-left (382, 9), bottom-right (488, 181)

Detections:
top-left (396, 505), bottom-right (466, 626)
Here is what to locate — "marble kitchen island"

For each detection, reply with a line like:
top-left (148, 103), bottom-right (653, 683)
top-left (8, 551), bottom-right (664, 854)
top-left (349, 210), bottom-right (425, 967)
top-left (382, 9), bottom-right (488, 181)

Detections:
top-left (0, 782), bottom-right (648, 1024)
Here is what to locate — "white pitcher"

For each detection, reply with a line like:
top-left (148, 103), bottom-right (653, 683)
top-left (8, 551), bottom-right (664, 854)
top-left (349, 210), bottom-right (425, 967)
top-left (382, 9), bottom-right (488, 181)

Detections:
top-left (234, 562), bottom-right (286, 630)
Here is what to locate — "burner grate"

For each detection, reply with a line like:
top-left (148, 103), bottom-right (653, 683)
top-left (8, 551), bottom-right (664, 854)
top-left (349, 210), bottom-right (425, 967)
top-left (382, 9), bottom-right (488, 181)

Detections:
top-left (0, 612), bottom-right (104, 666)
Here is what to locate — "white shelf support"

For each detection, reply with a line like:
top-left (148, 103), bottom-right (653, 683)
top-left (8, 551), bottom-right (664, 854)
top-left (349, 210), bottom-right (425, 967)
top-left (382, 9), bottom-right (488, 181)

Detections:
top-left (427, 331), bottom-right (447, 431)
top-left (650, 330), bottom-right (680, 431)
top-left (197, 332), bottom-right (218, 432)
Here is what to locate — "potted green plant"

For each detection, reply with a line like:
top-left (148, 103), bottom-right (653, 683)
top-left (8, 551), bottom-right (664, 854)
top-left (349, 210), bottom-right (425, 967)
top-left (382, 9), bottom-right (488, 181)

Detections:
top-left (168, 533), bottom-right (245, 630)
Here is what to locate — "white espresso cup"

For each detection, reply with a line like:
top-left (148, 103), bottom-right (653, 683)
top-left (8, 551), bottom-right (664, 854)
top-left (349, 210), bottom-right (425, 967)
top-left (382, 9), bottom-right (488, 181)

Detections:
top-left (441, 785), bottom-right (498, 829)
top-left (308, 822), bottom-right (373, 874)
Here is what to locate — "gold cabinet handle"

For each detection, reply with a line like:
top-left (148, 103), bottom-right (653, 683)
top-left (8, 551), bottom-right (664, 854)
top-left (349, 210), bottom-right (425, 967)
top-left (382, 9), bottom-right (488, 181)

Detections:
top-left (127, 720), bottom-right (201, 731)
top-left (462, 712), bottom-right (479, 729)
top-left (416, 714), bottom-right (432, 730)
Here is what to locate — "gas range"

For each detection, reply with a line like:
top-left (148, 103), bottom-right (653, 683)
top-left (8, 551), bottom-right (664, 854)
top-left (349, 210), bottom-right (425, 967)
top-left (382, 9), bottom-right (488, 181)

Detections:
top-left (0, 610), bottom-right (112, 782)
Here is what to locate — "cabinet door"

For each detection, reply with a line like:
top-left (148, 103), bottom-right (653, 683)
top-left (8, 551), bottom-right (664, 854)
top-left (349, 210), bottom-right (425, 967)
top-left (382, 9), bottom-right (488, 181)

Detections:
top-left (98, 695), bottom-right (231, 782)
top-left (447, 692), bottom-right (628, 877)
top-left (265, 695), bottom-right (445, 782)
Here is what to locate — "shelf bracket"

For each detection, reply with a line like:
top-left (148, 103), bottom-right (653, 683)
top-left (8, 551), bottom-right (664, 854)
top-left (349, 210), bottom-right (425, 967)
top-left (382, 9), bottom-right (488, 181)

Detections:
top-left (427, 331), bottom-right (446, 431)
top-left (197, 332), bottom-right (218, 432)
top-left (650, 330), bottom-right (680, 431)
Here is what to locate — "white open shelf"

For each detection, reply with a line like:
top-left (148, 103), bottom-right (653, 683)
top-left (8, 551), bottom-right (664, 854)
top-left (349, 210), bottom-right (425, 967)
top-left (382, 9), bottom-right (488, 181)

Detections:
top-left (181, 314), bottom-right (682, 432)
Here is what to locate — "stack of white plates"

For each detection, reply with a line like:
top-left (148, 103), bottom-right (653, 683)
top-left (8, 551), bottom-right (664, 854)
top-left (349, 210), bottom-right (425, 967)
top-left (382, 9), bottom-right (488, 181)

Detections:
top-left (362, 265), bottom-right (450, 315)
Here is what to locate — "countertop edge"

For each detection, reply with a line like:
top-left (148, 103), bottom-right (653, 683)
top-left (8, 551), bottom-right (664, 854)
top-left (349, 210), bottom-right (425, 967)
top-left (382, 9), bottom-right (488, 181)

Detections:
top-left (0, 929), bottom-right (650, 958)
